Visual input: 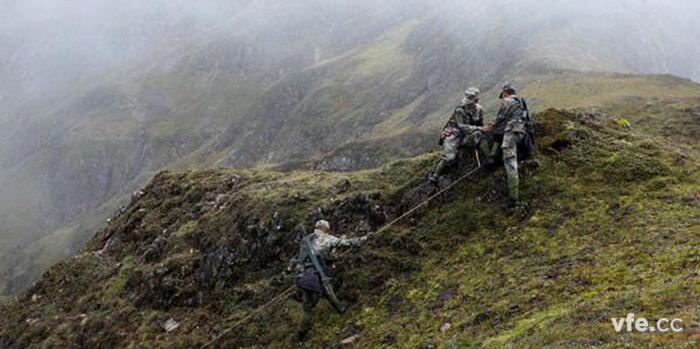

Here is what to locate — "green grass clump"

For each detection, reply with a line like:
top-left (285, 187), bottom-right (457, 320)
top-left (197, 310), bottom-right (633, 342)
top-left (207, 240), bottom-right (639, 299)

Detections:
top-left (105, 256), bottom-right (134, 301)
top-left (600, 149), bottom-right (672, 183)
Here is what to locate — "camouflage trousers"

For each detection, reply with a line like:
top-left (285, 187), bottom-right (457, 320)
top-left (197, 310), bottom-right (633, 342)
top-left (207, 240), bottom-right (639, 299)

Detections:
top-left (298, 287), bottom-right (343, 338)
top-left (441, 129), bottom-right (487, 165)
top-left (502, 131), bottom-right (525, 201)
top-left (298, 289), bottom-right (322, 337)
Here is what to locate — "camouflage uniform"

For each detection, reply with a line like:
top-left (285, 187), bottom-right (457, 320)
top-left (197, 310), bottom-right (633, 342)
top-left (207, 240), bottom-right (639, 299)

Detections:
top-left (492, 95), bottom-right (528, 202)
top-left (292, 224), bottom-right (365, 340)
top-left (441, 102), bottom-right (485, 164)
top-left (431, 88), bottom-right (492, 180)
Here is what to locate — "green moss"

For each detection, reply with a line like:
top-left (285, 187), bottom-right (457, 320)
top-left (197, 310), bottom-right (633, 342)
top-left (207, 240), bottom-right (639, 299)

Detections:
top-left (1, 108), bottom-right (697, 348)
top-left (105, 256), bottom-right (134, 301)
top-left (600, 149), bottom-right (671, 182)
top-left (483, 306), bottom-right (570, 348)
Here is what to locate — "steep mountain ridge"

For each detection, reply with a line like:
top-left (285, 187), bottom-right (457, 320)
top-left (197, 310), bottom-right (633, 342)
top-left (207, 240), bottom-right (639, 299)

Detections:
top-left (3, 0), bottom-right (700, 296)
top-left (1, 107), bottom-right (698, 347)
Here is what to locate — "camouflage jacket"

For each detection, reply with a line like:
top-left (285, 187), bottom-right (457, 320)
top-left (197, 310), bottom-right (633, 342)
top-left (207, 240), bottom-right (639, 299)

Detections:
top-left (493, 96), bottom-right (527, 135)
top-left (447, 103), bottom-right (484, 135)
top-left (291, 230), bottom-right (365, 274)
top-left (304, 230), bottom-right (364, 258)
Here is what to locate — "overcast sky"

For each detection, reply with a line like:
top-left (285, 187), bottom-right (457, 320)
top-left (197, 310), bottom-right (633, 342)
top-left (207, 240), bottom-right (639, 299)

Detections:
top-left (1, 0), bottom-right (698, 117)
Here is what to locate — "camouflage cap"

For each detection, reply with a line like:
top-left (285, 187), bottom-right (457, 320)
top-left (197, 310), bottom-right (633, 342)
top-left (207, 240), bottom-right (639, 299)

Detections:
top-left (500, 83), bottom-right (517, 98)
top-left (464, 87), bottom-right (480, 103)
top-left (315, 220), bottom-right (331, 231)
top-left (503, 83), bottom-right (516, 93)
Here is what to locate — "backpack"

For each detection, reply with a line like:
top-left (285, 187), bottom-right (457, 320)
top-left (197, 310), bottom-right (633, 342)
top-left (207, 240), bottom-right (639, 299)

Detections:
top-left (515, 98), bottom-right (536, 159)
top-left (295, 236), bottom-right (325, 294)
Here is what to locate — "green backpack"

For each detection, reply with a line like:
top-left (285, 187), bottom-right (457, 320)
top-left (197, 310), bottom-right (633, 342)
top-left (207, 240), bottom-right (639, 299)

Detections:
top-left (515, 98), bottom-right (536, 159)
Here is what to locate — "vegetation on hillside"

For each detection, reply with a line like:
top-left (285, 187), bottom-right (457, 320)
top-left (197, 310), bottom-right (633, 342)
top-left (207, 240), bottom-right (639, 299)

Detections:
top-left (3, 0), bottom-right (700, 297)
top-left (1, 109), bottom-right (697, 348)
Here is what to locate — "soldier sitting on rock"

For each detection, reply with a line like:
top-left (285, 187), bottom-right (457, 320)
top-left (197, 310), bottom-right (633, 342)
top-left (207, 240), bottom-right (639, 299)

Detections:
top-left (429, 87), bottom-right (494, 183)
top-left (287, 220), bottom-right (366, 341)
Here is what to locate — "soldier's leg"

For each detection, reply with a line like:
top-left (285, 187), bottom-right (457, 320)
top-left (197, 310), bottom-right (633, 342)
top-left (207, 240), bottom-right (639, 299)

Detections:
top-left (490, 140), bottom-right (501, 159)
top-left (479, 138), bottom-right (495, 165)
top-left (501, 132), bottom-right (523, 202)
top-left (298, 290), bottom-right (321, 341)
top-left (470, 131), bottom-right (494, 166)
top-left (431, 134), bottom-right (460, 180)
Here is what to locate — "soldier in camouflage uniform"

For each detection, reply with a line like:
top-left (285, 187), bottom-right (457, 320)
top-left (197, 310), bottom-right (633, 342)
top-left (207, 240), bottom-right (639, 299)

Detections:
top-left (288, 220), bottom-right (366, 341)
top-left (429, 88), bottom-right (493, 183)
top-left (482, 84), bottom-right (530, 208)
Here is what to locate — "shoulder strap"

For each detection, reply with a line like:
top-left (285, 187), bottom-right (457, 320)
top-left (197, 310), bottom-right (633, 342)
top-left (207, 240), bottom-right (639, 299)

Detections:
top-left (303, 237), bottom-right (329, 284)
top-left (514, 97), bottom-right (531, 121)
top-left (519, 98), bottom-right (529, 112)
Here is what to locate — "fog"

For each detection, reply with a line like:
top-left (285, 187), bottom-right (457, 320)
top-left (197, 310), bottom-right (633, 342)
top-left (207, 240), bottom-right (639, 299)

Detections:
top-left (1, 0), bottom-right (700, 296)
top-left (0, 0), bottom-right (245, 117)
top-left (2, 0), bottom-right (698, 119)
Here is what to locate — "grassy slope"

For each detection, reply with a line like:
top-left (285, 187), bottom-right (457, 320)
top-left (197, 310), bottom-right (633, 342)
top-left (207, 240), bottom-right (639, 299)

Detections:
top-left (1, 109), bottom-right (697, 348)
top-left (247, 110), bottom-right (699, 348)
top-left (336, 113), bottom-right (699, 348)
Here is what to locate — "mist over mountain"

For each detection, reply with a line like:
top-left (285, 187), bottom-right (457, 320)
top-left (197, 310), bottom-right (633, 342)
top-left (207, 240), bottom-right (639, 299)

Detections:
top-left (0, 0), bottom-right (249, 116)
top-left (1, 0), bottom-right (699, 297)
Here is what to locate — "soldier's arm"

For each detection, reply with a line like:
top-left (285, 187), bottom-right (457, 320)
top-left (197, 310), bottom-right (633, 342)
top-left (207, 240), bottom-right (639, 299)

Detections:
top-left (440, 108), bottom-right (460, 139)
top-left (329, 235), bottom-right (367, 248)
top-left (482, 106), bottom-right (503, 132)
top-left (452, 107), bottom-right (469, 130)
top-left (461, 124), bottom-right (481, 134)
top-left (492, 99), bottom-right (518, 129)
top-left (444, 108), bottom-right (460, 130)
top-left (475, 108), bottom-right (485, 127)
top-left (493, 103), bottom-right (508, 126)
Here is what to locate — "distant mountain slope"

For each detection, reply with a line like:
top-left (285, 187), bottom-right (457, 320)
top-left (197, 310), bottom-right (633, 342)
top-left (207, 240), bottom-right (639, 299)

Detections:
top-left (2, 0), bottom-right (700, 295)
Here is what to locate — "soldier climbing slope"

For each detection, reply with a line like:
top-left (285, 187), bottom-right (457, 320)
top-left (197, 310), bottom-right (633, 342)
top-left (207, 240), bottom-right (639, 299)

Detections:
top-left (481, 84), bottom-right (535, 209)
top-left (429, 88), bottom-right (494, 183)
top-left (287, 220), bottom-right (366, 341)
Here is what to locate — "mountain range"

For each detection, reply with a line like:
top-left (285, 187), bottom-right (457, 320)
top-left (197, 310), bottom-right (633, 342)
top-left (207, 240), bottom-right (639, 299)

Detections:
top-left (1, 0), bottom-right (699, 297)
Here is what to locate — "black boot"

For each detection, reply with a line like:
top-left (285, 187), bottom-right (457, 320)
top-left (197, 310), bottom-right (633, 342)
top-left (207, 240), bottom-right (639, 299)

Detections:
top-left (480, 152), bottom-right (495, 168)
top-left (504, 197), bottom-right (519, 210)
top-left (334, 301), bottom-right (348, 314)
top-left (505, 198), bottom-right (529, 215)
top-left (429, 161), bottom-right (449, 184)
top-left (297, 330), bottom-right (309, 342)
top-left (428, 172), bottom-right (439, 184)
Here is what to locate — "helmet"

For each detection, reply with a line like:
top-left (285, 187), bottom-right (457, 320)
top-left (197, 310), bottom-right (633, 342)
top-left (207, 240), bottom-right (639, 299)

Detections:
top-left (464, 87), bottom-right (480, 103)
top-left (500, 83), bottom-right (517, 98)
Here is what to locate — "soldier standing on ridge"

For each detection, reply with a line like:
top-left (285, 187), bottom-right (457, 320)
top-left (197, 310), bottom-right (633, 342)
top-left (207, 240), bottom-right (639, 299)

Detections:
top-left (481, 83), bottom-right (533, 209)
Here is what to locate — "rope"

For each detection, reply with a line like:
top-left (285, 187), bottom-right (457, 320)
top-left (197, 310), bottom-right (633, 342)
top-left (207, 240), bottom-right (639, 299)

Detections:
top-left (198, 160), bottom-right (482, 349)
top-left (364, 162), bottom-right (481, 241)
top-left (199, 286), bottom-right (296, 349)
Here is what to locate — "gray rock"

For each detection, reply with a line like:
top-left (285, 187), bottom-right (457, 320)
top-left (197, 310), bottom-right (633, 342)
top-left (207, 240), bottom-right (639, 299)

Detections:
top-left (163, 318), bottom-right (179, 333)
